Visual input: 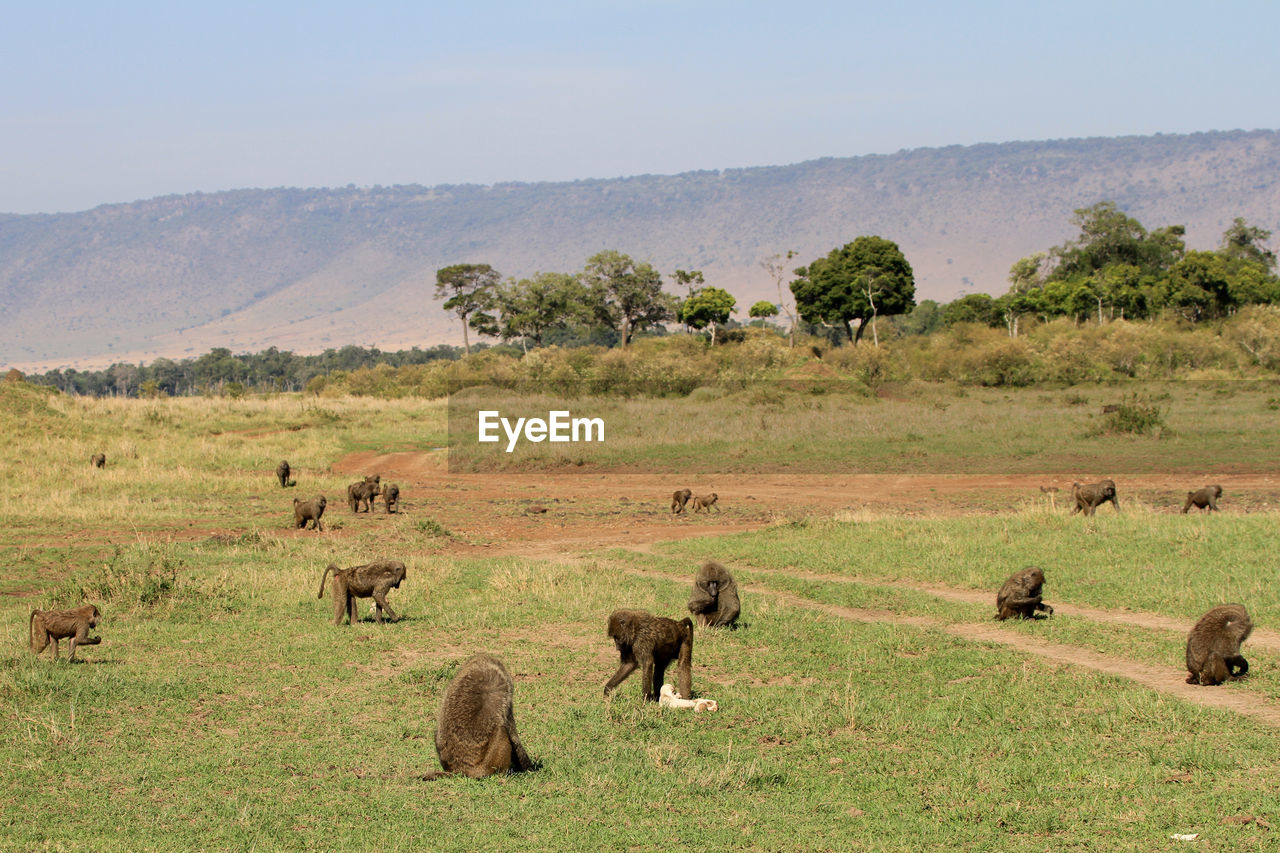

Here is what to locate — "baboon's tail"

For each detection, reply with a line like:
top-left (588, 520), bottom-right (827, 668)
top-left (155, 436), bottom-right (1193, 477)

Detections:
top-left (318, 563), bottom-right (338, 599)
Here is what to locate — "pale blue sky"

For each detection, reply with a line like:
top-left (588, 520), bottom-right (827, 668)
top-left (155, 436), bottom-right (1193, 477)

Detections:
top-left (3, 0), bottom-right (1277, 213)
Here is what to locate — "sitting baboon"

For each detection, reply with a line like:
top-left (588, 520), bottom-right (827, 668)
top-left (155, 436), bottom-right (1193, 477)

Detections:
top-left (1182, 485), bottom-right (1223, 514)
top-left (347, 480), bottom-right (378, 513)
top-left (1185, 604), bottom-right (1252, 686)
top-left (381, 483), bottom-right (400, 513)
top-left (1071, 479), bottom-right (1119, 516)
top-left (317, 559), bottom-right (406, 625)
top-left (691, 493), bottom-right (719, 513)
top-left (995, 566), bottom-right (1054, 621)
top-left (425, 654), bottom-right (534, 780)
top-left (29, 604), bottom-right (102, 661)
top-left (671, 488), bottom-right (693, 514)
top-left (293, 495), bottom-right (327, 531)
top-left (687, 560), bottom-right (741, 628)
top-left (89, 453), bottom-right (105, 469)
top-left (604, 609), bottom-right (693, 702)
top-left (275, 460), bottom-right (292, 487)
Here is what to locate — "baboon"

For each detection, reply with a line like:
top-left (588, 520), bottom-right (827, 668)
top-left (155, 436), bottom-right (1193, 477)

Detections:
top-left (687, 560), bottom-right (741, 628)
top-left (1039, 485), bottom-right (1059, 510)
top-left (1071, 479), bottom-right (1119, 516)
top-left (671, 488), bottom-right (693, 514)
top-left (381, 483), bottom-right (400, 513)
top-left (276, 460), bottom-right (291, 487)
top-left (90, 453), bottom-right (105, 469)
top-left (1185, 604), bottom-right (1252, 686)
top-left (364, 474), bottom-right (381, 486)
top-left (293, 495), bottom-right (327, 531)
top-left (1102, 404), bottom-right (1121, 414)
top-left (995, 567), bottom-right (1054, 621)
top-left (317, 559), bottom-right (406, 625)
top-left (604, 609), bottom-right (693, 701)
top-left (347, 480), bottom-right (378, 513)
top-left (691, 493), bottom-right (719, 513)
top-left (29, 604), bottom-right (102, 661)
top-left (425, 654), bottom-right (534, 780)
top-left (1182, 485), bottom-right (1223, 514)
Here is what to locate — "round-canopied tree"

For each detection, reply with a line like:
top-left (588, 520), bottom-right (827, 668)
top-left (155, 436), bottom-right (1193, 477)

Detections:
top-left (790, 236), bottom-right (915, 344)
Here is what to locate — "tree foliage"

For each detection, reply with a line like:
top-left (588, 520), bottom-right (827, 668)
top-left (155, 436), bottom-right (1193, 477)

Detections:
top-left (581, 251), bottom-right (674, 348)
top-left (790, 236), bottom-right (916, 343)
top-left (679, 286), bottom-right (737, 344)
top-left (434, 263), bottom-right (501, 354)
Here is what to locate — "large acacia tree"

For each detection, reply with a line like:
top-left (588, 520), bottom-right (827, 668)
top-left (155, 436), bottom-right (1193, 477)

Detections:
top-left (581, 250), bottom-right (674, 348)
top-left (790, 236), bottom-right (915, 344)
top-left (434, 263), bottom-right (501, 355)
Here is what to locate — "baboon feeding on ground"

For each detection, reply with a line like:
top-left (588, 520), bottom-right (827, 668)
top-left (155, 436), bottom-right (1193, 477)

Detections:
top-left (425, 654), bottom-right (534, 780)
top-left (1182, 485), bottom-right (1223, 513)
top-left (671, 488), bottom-right (692, 514)
top-left (687, 560), bottom-right (741, 628)
top-left (1185, 604), bottom-right (1252, 686)
top-left (604, 609), bottom-right (693, 701)
top-left (691, 493), bottom-right (719, 513)
top-left (347, 480), bottom-right (378, 512)
top-left (995, 567), bottom-right (1054, 621)
top-left (29, 604), bottom-right (102, 661)
top-left (293, 495), bottom-right (326, 531)
top-left (1071, 479), bottom-right (1119, 516)
top-left (90, 453), bottom-right (105, 468)
top-left (381, 483), bottom-right (400, 513)
top-left (317, 559), bottom-right (406, 625)
top-left (276, 460), bottom-right (292, 487)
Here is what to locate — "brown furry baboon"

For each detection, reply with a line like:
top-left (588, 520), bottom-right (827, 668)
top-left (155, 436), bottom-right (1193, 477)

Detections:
top-left (995, 567), bottom-right (1054, 621)
top-left (347, 480), bottom-right (378, 513)
top-left (276, 460), bottom-right (291, 487)
top-left (687, 560), bottom-right (741, 628)
top-left (381, 483), bottom-right (400, 513)
top-left (90, 453), bottom-right (106, 469)
top-left (293, 495), bottom-right (327, 531)
top-left (691, 493), bottom-right (719, 513)
top-left (1185, 604), bottom-right (1252, 686)
top-left (29, 604), bottom-right (102, 661)
top-left (671, 488), bottom-right (693, 514)
top-left (425, 654), bottom-right (534, 780)
top-left (1182, 485), bottom-right (1223, 514)
top-left (317, 559), bottom-right (406, 625)
top-left (604, 609), bottom-right (693, 701)
top-left (1071, 479), bottom-right (1119, 516)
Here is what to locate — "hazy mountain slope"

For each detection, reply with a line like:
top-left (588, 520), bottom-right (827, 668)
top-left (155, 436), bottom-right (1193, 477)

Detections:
top-left (3, 130), bottom-right (1278, 369)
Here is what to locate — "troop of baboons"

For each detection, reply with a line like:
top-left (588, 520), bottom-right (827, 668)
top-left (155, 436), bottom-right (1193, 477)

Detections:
top-left (1047, 478), bottom-right (1233, 515)
top-left (672, 488), bottom-right (719, 514)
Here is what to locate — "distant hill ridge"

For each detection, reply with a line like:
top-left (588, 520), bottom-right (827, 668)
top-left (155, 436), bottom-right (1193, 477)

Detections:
top-left (3, 129), bottom-right (1278, 370)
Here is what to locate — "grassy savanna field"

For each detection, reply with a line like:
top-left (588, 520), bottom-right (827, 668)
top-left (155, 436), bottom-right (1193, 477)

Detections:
top-left (2, 380), bottom-right (1280, 851)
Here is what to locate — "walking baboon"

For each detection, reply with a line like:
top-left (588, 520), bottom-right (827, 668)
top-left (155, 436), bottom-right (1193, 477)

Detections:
top-left (317, 559), bottom-right (406, 625)
top-left (276, 460), bottom-right (292, 487)
top-left (1185, 604), bottom-right (1252, 686)
top-left (381, 483), bottom-right (400, 513)
top-left (347, 480), bottom-right (378, 513)
top-left (1071, 479), bottom-right (1119, 516)
top-left (671, 488), bottom-right (693, 514)
top-left (995, 567), bottom-right (1054, 621)
top-left (426, 654), bottom-right (534, 780)
top-left (1182, 485), bottom-right (1223, 513)
top-left (90, 453), bottom-right (105, 469)
top-left (604, 609), bottom-right (693, 701)
top-left (691, 493), bottom-right (719, 513)
top-left (293, 495), bottom-right (327, 531)
top-left (1039, 485), bottom-right (1059, 510)
top-left (687, 560), bottom-right (741, 628)
top-left (29, 604), bottom-right (102, 661)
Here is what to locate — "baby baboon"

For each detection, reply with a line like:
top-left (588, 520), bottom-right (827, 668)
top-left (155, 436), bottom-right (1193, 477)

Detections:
top-left (381, 483), bottom-right (400, 513)
top-left (1071, 479), bottom-right (1119, 516)
top-left (426, 654), bottom-right (534, 780)
top-left (1185, 604), bottom-right (1252, 686)
top-left (671, 488), bottom-right (693, 514)
top-left (995, 566), bottom-right (1054, 621)
top-left (1182, 485), bottom-right (1223, 514)
top-left (687, 560), bottom-right (741, 628)
top-left (691, 493), bottom-right (719, 513)
top-left (293, 495), bottom-right (327, 531)
top-left (604, 609), bottom-right (693, 701)
top-left (276, 460), bottom-right (291, 487)
top-left (317, 559), bottom-right (406, 625)
top-left (29, 604), bottom-right (102, 661)
top-left (346, 480), bottom-right (378, 513)
top-left (89, 453), bottom-right (106, 469)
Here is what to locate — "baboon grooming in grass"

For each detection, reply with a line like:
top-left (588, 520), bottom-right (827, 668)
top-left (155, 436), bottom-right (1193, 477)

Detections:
top-left (347, 480), bottom-right (378, 513)
top-left (687, 560), bottom-right (741, 628)
top-left (29, 604), bottom-right (102, 661)
top-left (1186, 604), bottom-right (1252, 685)
top-left (1071, 479), bottom-right (1119, 516)
top-left (671, 488), bottom-right (692, 514)
top-left (604, 609), bottom-right (693, 701)
top-left (1182, 485), bottom-right (1223, 513)
top-left (381, 483), bottom-right (400, 513)
top-left (90, 453), bottom-right (105, 469)
top-left (995, 567), bottom-right (1054, 621)
top-left (317, 559), bottom-right (406, 625)
top-left (425, 654), bottom-right (534, 780)
top-left (276, 460), bottom-right (291, 487)
top-left (293, 496), bottom-right (326, 531)
top-left (691, 493), bottom-right (719, 513)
